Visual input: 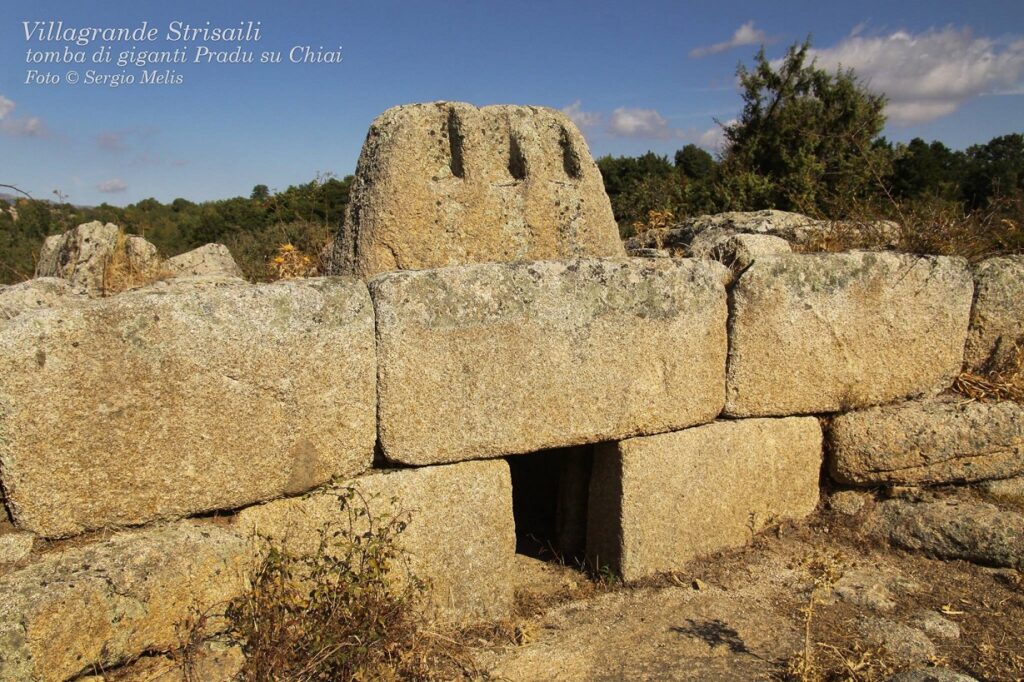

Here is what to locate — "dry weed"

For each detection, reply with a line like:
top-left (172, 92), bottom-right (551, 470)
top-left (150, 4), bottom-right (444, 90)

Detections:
top-left (102, 230), bottom-right (167, 295)
top-left (953, 342), bottom-right (1024, 403)
top-left (223, 487), bottom-right (470, 681)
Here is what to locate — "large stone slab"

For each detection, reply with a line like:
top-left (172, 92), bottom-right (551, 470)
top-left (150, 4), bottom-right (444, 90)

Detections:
top-left (162, 243), bottom-right (244, 279)
top-left (370, 258), bottom-right (728, 465)
top-left (963, 256), bottom-right (1024, 372)
top-left (587, 417), bottom-right (822, 581)
top-left (725, 252), bottom-right (973, 417)
top-left (234, 459), bottom-right (515, 621)
top-left (868, 496), bottom-right (1024, 570)
top-left (0, 522), bottom-right (249, 682)
top-left (0, 277), bottom-right (376, 538)
top-left (331, 102), bottom-right (624, 278)
top-left (830, 398), bottom-right (1024, 486)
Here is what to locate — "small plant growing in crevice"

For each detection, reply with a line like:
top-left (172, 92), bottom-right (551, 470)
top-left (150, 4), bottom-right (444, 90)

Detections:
top-left (225, 487), bottom-right (437, 681)
top-left (785, 553), bottom-right (844, 682)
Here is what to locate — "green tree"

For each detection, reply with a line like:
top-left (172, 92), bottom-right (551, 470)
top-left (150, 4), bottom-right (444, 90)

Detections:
top-left (717, 40), bottom-right (890, 215)
top-left (962, 133), bottom-right (1024, 208)
top-left (890, 138), bottom-right (965, 200)
top-left (674, 144), bottom-right (715, 180)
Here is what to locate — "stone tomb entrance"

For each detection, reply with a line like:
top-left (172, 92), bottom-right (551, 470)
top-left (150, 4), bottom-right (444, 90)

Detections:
top-left (507, 445), bottom-right (593, 564)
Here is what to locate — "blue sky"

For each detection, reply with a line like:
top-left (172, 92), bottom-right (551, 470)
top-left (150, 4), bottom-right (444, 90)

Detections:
top-left (2, 0), bottom-right (1022, 206)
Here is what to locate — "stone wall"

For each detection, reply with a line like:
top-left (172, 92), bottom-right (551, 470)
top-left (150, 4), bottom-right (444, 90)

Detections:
top-left (0, 101), bottom-right (1019, 680)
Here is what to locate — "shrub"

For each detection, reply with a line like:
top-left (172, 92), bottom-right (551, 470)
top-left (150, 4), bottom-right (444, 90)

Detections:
top-left (226, 487), bottom-right (436, 681)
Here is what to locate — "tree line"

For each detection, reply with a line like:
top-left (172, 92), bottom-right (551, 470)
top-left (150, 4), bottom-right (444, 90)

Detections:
top-left (2, 41), bottom-right (1021, 284)
top-left (599, 42), bottom-right (1023, 243)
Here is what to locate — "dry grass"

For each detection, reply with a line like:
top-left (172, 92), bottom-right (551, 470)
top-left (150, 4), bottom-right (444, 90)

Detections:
top-left (953, 342), bottom-right (1024, 403)
top-left (102, 230), bottom-right (169, 295)
top-left (223, 487), bottom-right (473, 681)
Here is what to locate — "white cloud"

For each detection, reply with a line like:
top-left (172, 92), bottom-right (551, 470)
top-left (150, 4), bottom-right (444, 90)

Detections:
top-left (97, 178), bottom-right (128, 193)
top-left (0, 95), bottom-right (48, 137)
top-left (808, 26), bottom-right (1024, 124)
top-left (690, 21), bottom-right (769, 58)
top-left (96, 131), bottom-right (128, 152)
top-left (608, 107), bottom-right (673, 139)
top-left (561, 100), bottom-right (601, 129)
top-left (697, 120), bottom-right (734, 151)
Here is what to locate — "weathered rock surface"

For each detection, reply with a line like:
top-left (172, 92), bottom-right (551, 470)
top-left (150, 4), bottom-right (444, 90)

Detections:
top-left (331, 102), bottom-right (624, 278)
top-left (725, 252), bottom-right (973, 417)
top-left (0, 523), bottom-right (249, 682)
top-left (587, 417), bottom-right (821, 580)
top-left (0, 277), bottom-right (376, 537)
top-left (370, 258), bottom-right (728, 465)
top-left (910, 610), bottom-right (961, 640)
top-left (976, 476), bottom-right (1024, 507)
top-left (34, 221), bottom-right (121, 294)
top-left (103, 642), bottom-right (244, 682)
top-left (0, 278), bottom-right (74, 321)
top-left (706, 233), bottom-right (792, 275)
top-left (162, 243), bottom-right (244, 279)
top-left (828, 490), bottom-right (871, 516)
top-left (868, 497), bottom-right (1024, 569)
top-left (625, 210), bottom-right (901, 256)
top-left (888, 670), bottom-right (979, 682)
top-left (0, 528), bottom-right (32, 565)
top-left (234, 459), bottom-right (515, 620)
top-left (830, 399), bottom-right (1024, 486)
top-left (33, 223), bottom-right (168, 295)
top-left (857, 617), bottom-right (937, 664)
top-left (963, 255), bottom-right (1024, 372)
top-left (832, 566), bottom-right (920, 612)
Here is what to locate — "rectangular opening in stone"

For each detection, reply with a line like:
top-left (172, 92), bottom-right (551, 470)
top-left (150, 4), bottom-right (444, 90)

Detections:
top-left (507, 445), bottom-right (592, 564)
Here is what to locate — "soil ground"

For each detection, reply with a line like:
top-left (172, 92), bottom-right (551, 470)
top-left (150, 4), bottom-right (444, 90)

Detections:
top-left (471, 496), bottom-right (1024, 682)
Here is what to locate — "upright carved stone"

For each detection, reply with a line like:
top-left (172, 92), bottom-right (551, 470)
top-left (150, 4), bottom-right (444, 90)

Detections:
top-left (331, 102), bottom-right (624, 278)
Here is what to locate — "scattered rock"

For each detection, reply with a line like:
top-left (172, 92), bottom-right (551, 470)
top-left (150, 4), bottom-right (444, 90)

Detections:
top-left (370, 258), bottom-right (728, 465)
top-left (857, 617), bottom-right (936, 664)
top-left (868, 497), bottom-right (1024, 569)
top-left (0, 277), bottom-right (376, 538)
top-left (830, 398), bottom-right (1024, 486)
top-left (331, 101), bottom-right (623, 278)
top-left (234, 459), bottom-right (515, 620)
top-left (832, 566), bottom-right (920, 611)
top-left (725, 252), bottom-right (974, 417)
top-left (962, 255), bottom-right (1024, 372)
top-left (626, 210), bottom-right (901, 257)
top-left (910, 610), bottom-right (961, 640)
top-left (162, 243), bottom-right (244, 278)
top-left (829, 490), bottom-right (870, 516)
top-left (587, 417), bottom-right (821, 581)
top-left (34, 221), bottom-right (121, 294)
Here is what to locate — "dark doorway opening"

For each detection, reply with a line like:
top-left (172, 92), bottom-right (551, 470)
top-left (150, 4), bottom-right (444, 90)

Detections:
top-left (507, 445), bottom-right (593, 564)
